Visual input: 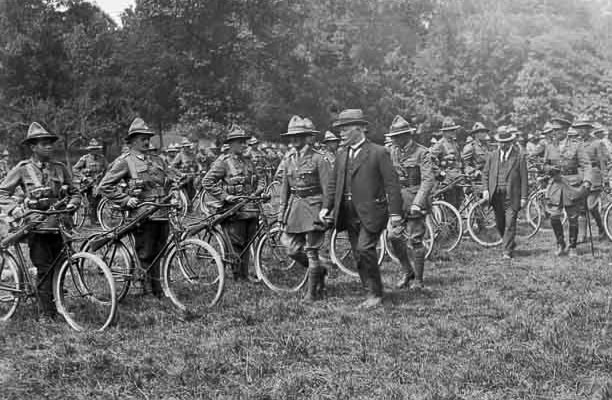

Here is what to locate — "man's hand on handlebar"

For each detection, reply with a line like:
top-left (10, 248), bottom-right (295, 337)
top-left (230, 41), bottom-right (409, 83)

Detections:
top-left (126, 197), bottom-right (140, 208)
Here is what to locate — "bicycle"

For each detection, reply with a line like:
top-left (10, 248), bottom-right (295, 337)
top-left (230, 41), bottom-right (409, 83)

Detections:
top-left (82, 194), bottom-right (224, 314)
top-left (0, 199), bottom-right (117, 331)
top-left (189, 195), bottom-right (305, 294)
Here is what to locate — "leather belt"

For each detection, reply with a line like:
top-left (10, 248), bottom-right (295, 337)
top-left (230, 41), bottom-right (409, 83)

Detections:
top-left (561, 168), bottom-right (578, 175)
top-left (291, 186), bottom-right (322, 197)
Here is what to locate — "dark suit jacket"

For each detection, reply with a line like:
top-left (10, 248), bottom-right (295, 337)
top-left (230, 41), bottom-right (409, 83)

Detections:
top-left (325, 140), bottom-right (401, 233)
top-left (482, 146), bottom-right (528, 211)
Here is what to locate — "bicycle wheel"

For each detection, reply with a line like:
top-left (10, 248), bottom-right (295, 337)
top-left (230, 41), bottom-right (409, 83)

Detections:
top-left (330, 228), bottom-right (384, 277)
top-left (254, 226), bottom-right (307, 293)
top-left (97, 197), bottom-right (126, 230)
top-left (175, 189), bottom-right (189, 218)
top-left (81, 236), bottom-right (134, 302)
top-left (54, 252), bottom-right (117, 332)
top-left (466, 198), bottom-right (502, 247)
top-left (72, 195), bottom-right (88, 229)
top-left (430, 200), bottom-right (463, 253)
top-left (195, 226), bottom-right (229, 264)
top-left (262, 181), bottom-right (282, 219)
top-left (0, 251), bottom-right (21, 321)
top-left (604, 202), bottom-right (612, 241)
top-left (384, 217), bottom-right (435, 263)
top-left (162, 238), bottom-right (225, 311)
top-left (197, 189), bottom-right (210, 216)
top-left (516, 198), bottom-right (541, 239)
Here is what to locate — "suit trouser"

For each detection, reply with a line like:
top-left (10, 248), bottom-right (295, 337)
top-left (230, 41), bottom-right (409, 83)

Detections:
top-left (490, 189), bottom-right (518, 253)
top-left (342, 200), bottom-right (383, 298)
top-left (134, 220), bottom-right (169, 293)
top-left (222, 217), bottom-right (258, 279)
top-left (84, 187), bottom-right (100, 222)
top-left (28, 233), bottom-right (64, 315)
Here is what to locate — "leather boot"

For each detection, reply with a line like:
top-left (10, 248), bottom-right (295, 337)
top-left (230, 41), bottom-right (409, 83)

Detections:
top-left (551, 217), bottom-right (566, 255)
top-left (316, 265), bottom-right (327, 299)
top-left (590, 208), bottom-right (607, 240)
top-left (37, 271), bottom-right (57, 318)
top-left (568, 218), bottom-right (579, 250)
top-left (410, 247), bottom-right (426, 290)
top-left (304, 267), bottom-right (319, 302)
top-left (392, 239), bottom-right (414, 289)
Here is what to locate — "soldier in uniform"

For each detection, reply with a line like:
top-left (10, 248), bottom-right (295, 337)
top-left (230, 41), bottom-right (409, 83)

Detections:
top-left (461, 122), bottom-right (490, 176)
top-left (73, 138), bottom-right (107, 224)
top-left (171, 138), bottom-right (198, 201)
top-left (98, 118), bottom-right (176, 297)
top-left (543, 118), bottom-right (593, 256)
top-left (0, 149), bottom-right (10, 180)
top-left (385, 116), bottom-right (437, 290)
top-left (0, 122), bottom-right (80, 319)
top-left (577, 118), bottom-right (608, 241)
top-left (430, 117), bottom-right (464, 209)
top-left (322, 131), bottom-right (341, 164)
top-left (202, 126), bottom-right (265, 281)
top-left (277, 116), bottom-right (331, 300)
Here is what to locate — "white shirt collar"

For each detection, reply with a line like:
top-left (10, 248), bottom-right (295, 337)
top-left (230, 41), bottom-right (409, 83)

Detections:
top-left (350, 137), bottom-right (366, 151)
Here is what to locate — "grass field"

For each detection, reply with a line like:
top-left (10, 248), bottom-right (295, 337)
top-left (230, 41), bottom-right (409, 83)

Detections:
top-left (2, 230), bottom-right (612, 400)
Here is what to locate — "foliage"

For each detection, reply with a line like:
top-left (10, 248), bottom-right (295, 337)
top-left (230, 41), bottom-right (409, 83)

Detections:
top-left (1, 0), bottom-right (612, 153)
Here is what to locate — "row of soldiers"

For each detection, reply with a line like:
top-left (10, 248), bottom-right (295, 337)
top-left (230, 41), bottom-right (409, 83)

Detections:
top-left (0, 111), bottom-right (608, 318)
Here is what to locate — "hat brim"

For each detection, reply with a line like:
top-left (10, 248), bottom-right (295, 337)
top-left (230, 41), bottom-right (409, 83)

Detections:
top-left (331, 119), bottom-right (369, 128)
top-left (572, 122), bottom-right (594, 129)
top-left (22, 135), bottom-right (60, 145)
top-left (281, 129), bottom-right (319, 136)
top-left (323, 137), bottom-right (341, 142)
top-left (86, 146), bottom-right (103, 150)
top-left (126, 131), bottom-right (155, 140)
top-left (551, 118), bottom-right (572, 128)
top-left (470, 128), bottom-right (489, 134)
top-left (493, 133), bottom-right (516, 142)
top-left (441, 125), bottom-right (461, 131)
top-left (385, 128), bottom-right (416, 137)
top-left (224, 136), bottom-right (251, 143)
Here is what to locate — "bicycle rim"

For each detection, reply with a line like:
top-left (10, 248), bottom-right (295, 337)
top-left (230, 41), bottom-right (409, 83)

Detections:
top-left (466, 199), bottom-right (502, 247)
top-left (254, 227), bottom-right (307, 293)
top-left (55, 252), bottom-right (117, 332)
top-left (0, 252), bottom-right (21, 322)
top-left (430, 200), bottom-right (463, 253)
top-left (97, 198), bottom-right (125, 230)
top-left (82, 237), bottom-right (134, 302)
top-left (330, 228), bottom-right (359, 277)
top-left (162, 238), bottom-right (225, 311)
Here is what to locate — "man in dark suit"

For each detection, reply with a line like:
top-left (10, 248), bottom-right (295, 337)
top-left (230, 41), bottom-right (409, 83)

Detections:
top-left (319, 109), bottom-right (402, 308)
top-left (482, 126), bottom-right (529, 259)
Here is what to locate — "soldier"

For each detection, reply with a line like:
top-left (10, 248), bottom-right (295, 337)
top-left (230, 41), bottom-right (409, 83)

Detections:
top-left (385, 116), bottom-right (437, 290)
top-left (277, 116), bottom-right (331, 300)
top-left (171, 138), bottom-right (198, 200)
top-left (577, 118), bottom-right (608, 241)
top-left (384, 136), bottom-right (393, 151)
top-left (322, 131), bottom-right (341, 164)
top-left (0, 149), bottom-right (10, 180)
top-left (73, 138), bottom-right (107, 224)
top-left (543, 118), bottom-right (593, 256)
top-left (0, 122), bottom-right (80, 319)
top-left (98, 118), bottom-right (176, 297)
top-left (461, 122), bottom-right (490, 176)
top-left (430, 117), bottom-right (464, 209)
top-left (202, 125), bottom-right (265, 281)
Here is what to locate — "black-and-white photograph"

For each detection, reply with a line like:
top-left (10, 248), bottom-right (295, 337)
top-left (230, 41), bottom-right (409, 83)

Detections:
top-left (1, 0), bottom-right (612, 398)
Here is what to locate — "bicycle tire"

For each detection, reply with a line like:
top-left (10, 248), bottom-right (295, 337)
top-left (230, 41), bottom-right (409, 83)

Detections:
top-left (466, 198), bottom-right (502, 247)
top-left (330, 228), bottom-right (385, 277)
top-left (197, 189), bottom-right (210, 215)
top-left (72, 195), bottom-right (88, 229)
top-left (97, 197), bottom-right (126, 230)
top-left (54, 252), bottom-right (117, 332)
top-left (516, 197), bottom-right (541, 240)
top-left (81, 236), bottom-right (135, 302)
top-left (162, 238), bottom-right (225, 311)
top-left (604, 202), bottom-right (612, 241)
top-left (430, 200), bottom-right (463, 253)
top-left (254, 226), bottom-right (307, 293)
top-left (0, 251), bottom-right (22, 322)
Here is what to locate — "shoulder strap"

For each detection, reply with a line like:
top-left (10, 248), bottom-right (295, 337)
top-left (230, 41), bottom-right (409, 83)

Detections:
top-left (125, 155), bottom-right (138, 179)
top-left (24, 163), bottom-right (42, 187)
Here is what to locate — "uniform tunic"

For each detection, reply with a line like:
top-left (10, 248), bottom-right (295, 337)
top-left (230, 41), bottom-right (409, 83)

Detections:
top-left (544, 139), bottom-right (592, 208)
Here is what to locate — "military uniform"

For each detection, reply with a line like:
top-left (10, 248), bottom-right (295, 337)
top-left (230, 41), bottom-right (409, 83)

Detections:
top-left (584, 135), bottom-right (608, 238)
top-left (461, 139), bottom-right (487, 174)
top-left (171, 150), bottom-right (198, 200)
top-left (278, 137), bottom-right (331, 299)
top-left (0, 123), bottom-right (81, 316)
top-left (0, 157), bottom-right (9, 180)
top-left (73, 152), bottom-right (107, 222)
top-left (385, 116), bottom-right (437, 289)
top-left (98, 118), bottom-right (174, 295)
top-left (431, 135), bottom-right (463, 207)
top-left (202, 128), bottom-right (265, 280)
top-left (543, 136), bottom-right (592, 253)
